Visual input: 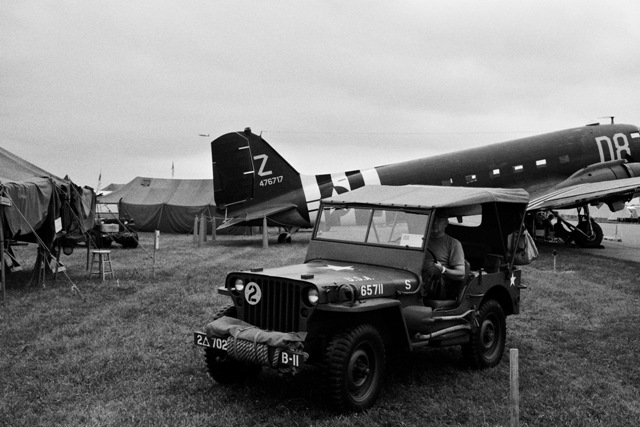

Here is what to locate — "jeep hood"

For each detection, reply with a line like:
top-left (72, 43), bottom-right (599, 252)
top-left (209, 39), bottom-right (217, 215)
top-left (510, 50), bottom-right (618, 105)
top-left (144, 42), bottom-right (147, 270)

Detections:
top-left (244, 260), bottom-right (420, 292)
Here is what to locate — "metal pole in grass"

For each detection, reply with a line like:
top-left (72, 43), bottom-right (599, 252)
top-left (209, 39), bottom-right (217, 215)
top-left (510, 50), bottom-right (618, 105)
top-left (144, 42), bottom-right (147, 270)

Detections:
top-left (153, 230), bottom-right (159, 278)
top-left (262, 215), bottom-right (268, 249)
top-left (86, 231), bottom-right (91, 271)
top-left (552, 250), bottom-right (558, 272)
top-left (200, 215), bottom-right (207, 243)
top-left (0, 200), bottom-right (6, 304)
top-left (510, 348), bottom-right (520, 427)
top-left (211, 216), bottom-right (216, 241)
top-left (193, 215), bottom-right (198, 244)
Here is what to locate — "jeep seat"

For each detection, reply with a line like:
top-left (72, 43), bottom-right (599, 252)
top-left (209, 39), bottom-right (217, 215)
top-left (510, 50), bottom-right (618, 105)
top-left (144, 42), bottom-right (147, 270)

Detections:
top-left (423, 261), bottom-right (472, 310)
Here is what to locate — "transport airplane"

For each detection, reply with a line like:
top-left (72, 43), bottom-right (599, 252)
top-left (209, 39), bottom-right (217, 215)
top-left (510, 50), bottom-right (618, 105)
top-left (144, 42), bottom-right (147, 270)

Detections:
top-left (210, 120), bottom-right (640, 247)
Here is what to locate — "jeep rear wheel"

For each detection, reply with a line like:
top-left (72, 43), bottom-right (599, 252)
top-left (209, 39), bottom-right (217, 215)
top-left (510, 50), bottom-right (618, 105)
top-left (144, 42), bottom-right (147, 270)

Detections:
top-left (463, 299), bottom-right (506, 369)
top-left (323, 324), bottom-right (385, 412)
top-left (204, 306), bottom-right (261, 384)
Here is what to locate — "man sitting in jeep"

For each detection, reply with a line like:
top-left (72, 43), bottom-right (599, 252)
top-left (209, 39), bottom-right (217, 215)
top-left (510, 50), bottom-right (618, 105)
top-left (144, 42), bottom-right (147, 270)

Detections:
top-left (425, 213), bottom-right (466, 299)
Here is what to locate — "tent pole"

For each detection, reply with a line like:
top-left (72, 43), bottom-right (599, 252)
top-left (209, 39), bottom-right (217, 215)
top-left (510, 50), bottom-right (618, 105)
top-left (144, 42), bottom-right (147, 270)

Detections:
top-left (0, 191), bottom-right (12, 302)
top-left (86, 233), bottom-right (91, 271)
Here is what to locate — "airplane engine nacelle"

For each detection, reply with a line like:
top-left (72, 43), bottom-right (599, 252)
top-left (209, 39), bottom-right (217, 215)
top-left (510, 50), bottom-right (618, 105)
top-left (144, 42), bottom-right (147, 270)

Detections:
top-left (556, 159), bottom-right (640, 188)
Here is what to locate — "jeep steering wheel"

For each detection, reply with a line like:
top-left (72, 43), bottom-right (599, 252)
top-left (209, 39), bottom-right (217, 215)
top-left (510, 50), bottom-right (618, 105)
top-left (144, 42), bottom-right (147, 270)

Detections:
top-left (426, 248), bottom-right (437, 264)
top-left (422, 248), bottom-right (442, 298)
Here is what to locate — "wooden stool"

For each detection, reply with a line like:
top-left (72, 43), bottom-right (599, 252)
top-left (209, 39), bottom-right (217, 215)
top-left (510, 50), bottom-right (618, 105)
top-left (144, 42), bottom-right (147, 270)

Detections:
top-left (89, 250), bottom-right (114, 280)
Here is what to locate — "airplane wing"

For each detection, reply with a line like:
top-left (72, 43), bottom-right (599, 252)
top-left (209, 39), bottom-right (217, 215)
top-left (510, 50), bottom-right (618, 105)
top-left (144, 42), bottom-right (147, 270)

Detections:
top-left (528, 176), bottom-right (640, 211)
top-left (217, 203), bottom-right (305, 230)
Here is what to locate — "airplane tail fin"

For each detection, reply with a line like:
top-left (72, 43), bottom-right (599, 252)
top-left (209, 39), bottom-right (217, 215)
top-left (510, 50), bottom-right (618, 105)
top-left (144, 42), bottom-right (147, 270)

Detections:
top-left (211, 128), bottom-right (303, 210)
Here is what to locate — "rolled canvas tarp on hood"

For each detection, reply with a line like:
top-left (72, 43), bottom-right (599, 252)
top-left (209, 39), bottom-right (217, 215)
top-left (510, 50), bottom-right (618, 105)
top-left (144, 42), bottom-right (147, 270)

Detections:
top-left (98, 177), bottom-right (218, 233)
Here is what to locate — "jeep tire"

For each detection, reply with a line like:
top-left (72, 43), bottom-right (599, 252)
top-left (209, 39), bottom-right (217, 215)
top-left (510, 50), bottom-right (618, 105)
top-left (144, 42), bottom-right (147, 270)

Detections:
top-left (204, 306), bottom-right (261, 384)
top-left (463, 299), bottom-right (506, 369)
top-left (323, 324), bottom-right (385, 412)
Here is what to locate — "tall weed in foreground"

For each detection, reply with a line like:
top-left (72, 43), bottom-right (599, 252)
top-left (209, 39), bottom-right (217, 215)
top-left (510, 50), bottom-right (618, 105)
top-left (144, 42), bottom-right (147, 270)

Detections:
top-left (1, 233), bottom-right (639, 426)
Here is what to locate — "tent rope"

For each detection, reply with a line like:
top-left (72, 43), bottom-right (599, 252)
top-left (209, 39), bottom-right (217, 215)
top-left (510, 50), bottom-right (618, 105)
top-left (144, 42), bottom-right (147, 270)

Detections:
top-left (3, 189), bottom-right (83, 297)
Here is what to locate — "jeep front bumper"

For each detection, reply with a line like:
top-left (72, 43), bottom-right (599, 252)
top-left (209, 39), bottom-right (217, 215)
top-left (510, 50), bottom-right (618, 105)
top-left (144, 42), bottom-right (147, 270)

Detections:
top-left (193, 316), bottom-right (308, 372)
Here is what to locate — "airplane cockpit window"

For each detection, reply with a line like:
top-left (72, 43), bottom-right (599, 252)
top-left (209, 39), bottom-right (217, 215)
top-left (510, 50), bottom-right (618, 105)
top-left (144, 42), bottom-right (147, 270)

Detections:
top-left (536, 159), bottom-right (547, 168)
top-left (513, 165), bottom-right (524, 174)
top-left (315, 206), bottom-right (429, 249)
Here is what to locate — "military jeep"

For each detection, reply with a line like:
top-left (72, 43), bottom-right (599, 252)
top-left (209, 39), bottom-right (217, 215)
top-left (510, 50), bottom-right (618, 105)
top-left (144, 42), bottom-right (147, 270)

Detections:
top-left (194, 185), bottom-right (529, 411)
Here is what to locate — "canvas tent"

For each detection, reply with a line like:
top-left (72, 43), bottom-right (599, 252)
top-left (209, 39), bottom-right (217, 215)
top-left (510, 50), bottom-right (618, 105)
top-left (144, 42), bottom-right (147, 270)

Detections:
top-left (0, 146), bottom-right (95, 249)
top-left (98, 177), bottom-right (220, 234)
top-left (101, 183), bottom-right (123, 193)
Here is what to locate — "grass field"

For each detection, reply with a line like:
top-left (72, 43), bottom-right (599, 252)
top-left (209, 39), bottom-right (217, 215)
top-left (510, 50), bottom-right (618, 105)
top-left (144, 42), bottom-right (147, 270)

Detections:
top-left (1, 232), bottom-right (639, 426)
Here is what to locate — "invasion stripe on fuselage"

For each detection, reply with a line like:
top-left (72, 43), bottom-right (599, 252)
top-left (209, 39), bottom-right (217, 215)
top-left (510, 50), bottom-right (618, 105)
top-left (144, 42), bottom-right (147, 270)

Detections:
top-left (346, 170), bottom-right (365, 190)
top-left (315, 174), bottom-right (334, 199)
top-left (301, 168), bottom-right (382, 224)
top-left (361, 168), bottom-right (382, 186)
top-left (301, 174), bottom-right (322, 214)
top-left (331, 172), bottom-right (351, 193)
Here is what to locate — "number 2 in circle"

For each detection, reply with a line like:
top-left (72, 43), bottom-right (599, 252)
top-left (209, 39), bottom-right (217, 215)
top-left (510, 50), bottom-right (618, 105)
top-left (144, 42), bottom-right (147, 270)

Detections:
top-left (245, 282), bottom-right (262, 305)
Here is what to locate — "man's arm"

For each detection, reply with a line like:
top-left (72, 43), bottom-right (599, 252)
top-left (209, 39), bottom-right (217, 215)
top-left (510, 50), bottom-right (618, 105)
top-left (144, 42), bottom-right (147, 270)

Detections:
top-left (439, 262), bottom-right (466, 281)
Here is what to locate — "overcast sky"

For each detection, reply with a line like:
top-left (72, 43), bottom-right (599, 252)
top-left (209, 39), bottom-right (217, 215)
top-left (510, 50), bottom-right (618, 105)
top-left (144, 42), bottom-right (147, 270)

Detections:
top-left (2, 1), bottom-right (640, 189)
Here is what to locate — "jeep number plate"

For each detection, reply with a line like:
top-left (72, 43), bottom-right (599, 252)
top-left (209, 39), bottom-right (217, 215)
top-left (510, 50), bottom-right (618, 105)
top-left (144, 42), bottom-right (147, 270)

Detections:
top-left (193, 332), bottom-right (227, 351)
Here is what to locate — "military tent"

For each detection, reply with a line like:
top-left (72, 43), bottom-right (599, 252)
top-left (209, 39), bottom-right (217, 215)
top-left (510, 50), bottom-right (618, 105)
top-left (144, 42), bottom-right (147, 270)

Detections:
top-left (98, 177), bottom-right (220, 234)
top-left (0, 146), bottom-right (95, 249)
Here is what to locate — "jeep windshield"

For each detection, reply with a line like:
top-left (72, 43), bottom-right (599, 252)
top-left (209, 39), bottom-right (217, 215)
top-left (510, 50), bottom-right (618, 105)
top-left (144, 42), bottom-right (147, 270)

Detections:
top-left (314, 206), bottom-right (430, 249)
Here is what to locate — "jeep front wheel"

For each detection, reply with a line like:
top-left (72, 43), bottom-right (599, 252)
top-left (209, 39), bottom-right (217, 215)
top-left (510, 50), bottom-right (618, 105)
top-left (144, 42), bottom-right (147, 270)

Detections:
top-left (323, 324), bottom-right (385, 412)
top-left (204, 306), bottom-right (261, 384)
top-left (463, 299), bottom-right (506, 369)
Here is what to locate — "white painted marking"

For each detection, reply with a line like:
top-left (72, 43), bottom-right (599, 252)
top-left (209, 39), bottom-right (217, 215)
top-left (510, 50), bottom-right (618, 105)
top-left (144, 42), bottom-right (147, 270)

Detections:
top-left (301, 173), bottom-right (322, 219)
top-left (361, 168), bottom-right (381, 186)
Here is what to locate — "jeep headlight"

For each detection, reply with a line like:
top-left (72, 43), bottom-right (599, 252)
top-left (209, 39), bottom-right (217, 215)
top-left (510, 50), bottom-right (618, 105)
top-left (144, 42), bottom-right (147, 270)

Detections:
top-left (233, 278), bottom-right (245, 292)
top-left (307, 288), bottom-right (319, 305)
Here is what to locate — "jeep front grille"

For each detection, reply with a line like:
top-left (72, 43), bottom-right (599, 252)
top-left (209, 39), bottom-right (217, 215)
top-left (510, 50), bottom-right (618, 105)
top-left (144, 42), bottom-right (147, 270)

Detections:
top-left (239, 277), bottom-right (305, 332)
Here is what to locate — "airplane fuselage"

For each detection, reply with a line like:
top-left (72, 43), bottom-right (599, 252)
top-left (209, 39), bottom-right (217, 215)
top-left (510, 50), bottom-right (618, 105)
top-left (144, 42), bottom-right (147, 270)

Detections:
top-left (212, 123), bottom-right (640, 229)
top-left (297, 124), bottom-right (640, 224)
